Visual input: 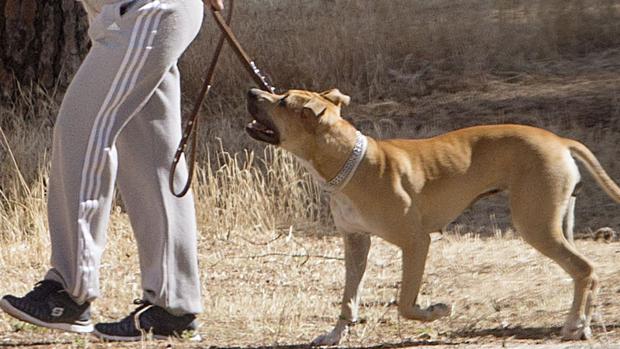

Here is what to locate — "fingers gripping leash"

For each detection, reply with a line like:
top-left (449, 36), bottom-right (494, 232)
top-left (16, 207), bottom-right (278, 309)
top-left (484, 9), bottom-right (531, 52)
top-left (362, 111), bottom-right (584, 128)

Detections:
top-left (169, 0), bottom-right (275, 197)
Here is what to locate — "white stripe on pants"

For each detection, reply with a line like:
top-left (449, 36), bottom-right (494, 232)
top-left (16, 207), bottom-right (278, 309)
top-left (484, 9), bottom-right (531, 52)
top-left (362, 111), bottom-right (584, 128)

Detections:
top-left (45, 0), bottom-right (204, 315)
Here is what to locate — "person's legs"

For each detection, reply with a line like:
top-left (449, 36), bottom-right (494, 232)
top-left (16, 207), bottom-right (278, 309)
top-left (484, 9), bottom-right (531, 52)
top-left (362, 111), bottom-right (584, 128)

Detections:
top-left (48, 0), bottom-right (204, 304)
top-left (1, 0), bottom-right (204, 334)
top-left (115, 63), bottom-right (202, 316)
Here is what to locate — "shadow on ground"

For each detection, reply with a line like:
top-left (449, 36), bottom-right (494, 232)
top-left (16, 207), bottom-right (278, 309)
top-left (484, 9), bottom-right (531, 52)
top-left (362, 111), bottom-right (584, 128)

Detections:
top-left (448, 323), bottom-right (619, 341)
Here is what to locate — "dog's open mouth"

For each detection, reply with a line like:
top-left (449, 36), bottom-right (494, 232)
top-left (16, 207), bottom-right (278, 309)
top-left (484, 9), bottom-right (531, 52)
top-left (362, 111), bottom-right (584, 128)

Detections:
top-left (246, 119), bottom-right (279, 145)
top-left (246, 100), bottom-right (280, 145)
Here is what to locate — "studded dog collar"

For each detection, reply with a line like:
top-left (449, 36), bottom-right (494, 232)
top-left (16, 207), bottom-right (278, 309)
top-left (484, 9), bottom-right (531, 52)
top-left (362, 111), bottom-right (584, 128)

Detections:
top-left (324, 131), bottom-right (368, 192)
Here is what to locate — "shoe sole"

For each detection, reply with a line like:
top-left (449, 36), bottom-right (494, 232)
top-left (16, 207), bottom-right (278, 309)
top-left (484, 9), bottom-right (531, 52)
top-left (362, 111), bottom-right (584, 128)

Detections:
top-left (92, 329), bottom-right (202, 342)
top-left (0, 298), bottom-right (93, 333)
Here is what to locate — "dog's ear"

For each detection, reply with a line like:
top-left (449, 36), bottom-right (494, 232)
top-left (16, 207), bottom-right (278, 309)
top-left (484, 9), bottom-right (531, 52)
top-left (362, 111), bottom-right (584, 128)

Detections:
top-left (303, 97), bottom-right (327, 118)
top-left (321, 88), bottom-right (351, 107)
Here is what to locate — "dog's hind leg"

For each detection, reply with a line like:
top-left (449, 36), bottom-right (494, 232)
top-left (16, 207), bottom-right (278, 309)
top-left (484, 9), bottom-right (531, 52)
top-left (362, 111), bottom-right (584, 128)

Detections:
top-left (563, 195), bottom-right (576, 245)
top-left (518, 225), bottom-right (597, 340)
top-left (312, 232), bottom-right (371, 346)
top-left (398, 233), bottom-right (451, 322)
top-left (511, 181), bottom-right (597, 340)
top-left (563, 183), bottom-right (582, 245)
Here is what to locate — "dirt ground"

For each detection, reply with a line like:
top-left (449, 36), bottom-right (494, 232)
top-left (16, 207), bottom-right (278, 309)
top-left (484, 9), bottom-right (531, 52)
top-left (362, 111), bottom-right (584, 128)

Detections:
top-left (1, 234), bottom-right (620, 349)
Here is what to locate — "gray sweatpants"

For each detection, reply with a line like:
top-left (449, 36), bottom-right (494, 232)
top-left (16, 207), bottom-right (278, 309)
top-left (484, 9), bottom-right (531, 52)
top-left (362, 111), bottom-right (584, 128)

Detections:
top-left (44, 0), bottom-right (204, 316)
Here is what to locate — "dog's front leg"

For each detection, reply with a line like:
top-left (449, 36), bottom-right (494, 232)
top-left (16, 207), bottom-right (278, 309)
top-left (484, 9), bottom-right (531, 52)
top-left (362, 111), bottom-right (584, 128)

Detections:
top-left (311, 232), bottom-right (371, 346)
top-left (399, 234), bottom-right (451, 321)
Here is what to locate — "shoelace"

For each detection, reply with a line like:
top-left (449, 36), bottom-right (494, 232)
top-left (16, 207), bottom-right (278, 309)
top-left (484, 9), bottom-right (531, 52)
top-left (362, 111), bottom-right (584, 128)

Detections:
top-left (130, 299), bottom-right (153, 332)
top-left (28, 280), bottom-right (62, 301)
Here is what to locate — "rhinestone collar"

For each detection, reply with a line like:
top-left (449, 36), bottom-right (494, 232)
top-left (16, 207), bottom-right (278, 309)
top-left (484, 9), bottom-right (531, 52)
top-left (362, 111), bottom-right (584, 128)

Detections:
top-left (324, 131), bottom-right (368, 192)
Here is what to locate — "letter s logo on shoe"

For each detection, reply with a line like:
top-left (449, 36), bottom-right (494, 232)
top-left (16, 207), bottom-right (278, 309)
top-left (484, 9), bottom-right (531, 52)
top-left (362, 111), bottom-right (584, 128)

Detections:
top-left (51, 307), bottom-right (65, 317)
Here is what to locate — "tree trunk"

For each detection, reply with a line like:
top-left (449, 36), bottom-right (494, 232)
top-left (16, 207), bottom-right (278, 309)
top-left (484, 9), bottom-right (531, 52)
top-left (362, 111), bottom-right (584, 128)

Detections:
top-left (0, 0), bottom-right (89, 100)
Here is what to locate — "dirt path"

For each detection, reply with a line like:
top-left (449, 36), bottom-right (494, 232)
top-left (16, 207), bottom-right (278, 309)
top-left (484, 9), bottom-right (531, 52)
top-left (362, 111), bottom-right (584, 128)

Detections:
top-left (2, 236), bottom-right (619, 348)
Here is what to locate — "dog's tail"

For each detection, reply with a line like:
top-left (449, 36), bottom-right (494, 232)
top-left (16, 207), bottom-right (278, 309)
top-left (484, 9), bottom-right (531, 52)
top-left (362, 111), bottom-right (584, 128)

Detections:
top-left (566, 139), bottom-right (620, 203)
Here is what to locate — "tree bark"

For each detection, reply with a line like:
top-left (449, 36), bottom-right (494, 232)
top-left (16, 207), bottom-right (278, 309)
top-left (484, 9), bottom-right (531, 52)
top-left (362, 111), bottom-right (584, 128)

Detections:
top-left (0, 0), bottom-right (89, 100)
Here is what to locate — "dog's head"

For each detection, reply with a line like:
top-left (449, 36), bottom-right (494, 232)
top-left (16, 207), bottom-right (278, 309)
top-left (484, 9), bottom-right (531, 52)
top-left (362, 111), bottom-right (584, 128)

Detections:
top-left (246, 88), bottom-right (351, 156)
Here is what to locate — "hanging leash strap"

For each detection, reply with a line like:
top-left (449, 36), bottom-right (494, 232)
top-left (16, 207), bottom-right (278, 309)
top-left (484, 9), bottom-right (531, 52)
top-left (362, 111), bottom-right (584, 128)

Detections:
top-left (169, 0), bottom-right (275, 197)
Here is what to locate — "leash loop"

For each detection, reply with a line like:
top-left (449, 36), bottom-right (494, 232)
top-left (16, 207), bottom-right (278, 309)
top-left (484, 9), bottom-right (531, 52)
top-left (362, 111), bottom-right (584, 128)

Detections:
top-left (169, 0), bottom-right (275, 197)
top-left (168, 1), bottom-right (232, 198)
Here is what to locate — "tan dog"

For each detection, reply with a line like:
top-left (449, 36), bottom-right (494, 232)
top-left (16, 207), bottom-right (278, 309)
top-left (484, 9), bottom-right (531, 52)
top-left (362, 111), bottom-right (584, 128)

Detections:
top-left (246, 88), bottom-right (620, 345)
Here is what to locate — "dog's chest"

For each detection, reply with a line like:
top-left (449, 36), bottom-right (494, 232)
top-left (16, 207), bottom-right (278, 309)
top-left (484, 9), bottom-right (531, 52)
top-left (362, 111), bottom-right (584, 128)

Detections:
top-left (330, 193), bottom-right (368, 233)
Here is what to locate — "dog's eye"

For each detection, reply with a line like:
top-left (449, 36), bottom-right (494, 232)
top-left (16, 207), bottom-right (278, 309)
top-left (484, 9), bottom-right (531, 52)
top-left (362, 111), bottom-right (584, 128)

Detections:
top-left (278, 96), bottom-right (288, 107)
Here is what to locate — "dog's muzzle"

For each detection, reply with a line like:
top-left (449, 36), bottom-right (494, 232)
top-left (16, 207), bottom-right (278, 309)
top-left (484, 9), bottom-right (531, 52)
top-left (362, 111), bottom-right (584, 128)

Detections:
top-left (246, 89), bottom-right (280, 145)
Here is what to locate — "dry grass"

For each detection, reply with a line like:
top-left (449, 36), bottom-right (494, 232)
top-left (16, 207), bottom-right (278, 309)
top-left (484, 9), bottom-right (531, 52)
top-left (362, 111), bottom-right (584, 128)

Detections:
top-left (1, 0), bottom-right (620, 348)
top-left (181, 0), bottom-right (620, 104)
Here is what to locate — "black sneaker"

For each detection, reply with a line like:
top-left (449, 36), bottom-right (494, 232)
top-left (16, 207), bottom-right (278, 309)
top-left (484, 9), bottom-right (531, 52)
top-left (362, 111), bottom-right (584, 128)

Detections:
top-left (93, 299), bottom-right (200, 341)
top-left (0, 280), bottom-right (93, 333)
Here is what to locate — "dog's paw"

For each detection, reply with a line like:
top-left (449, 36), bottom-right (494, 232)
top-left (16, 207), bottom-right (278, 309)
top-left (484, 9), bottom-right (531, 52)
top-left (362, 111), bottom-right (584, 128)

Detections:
top-left (427, 303), bottom-right (452, 319)
top-left (311, 329), bottom-right (344, 346)
top-left (400, 303), bottom-right (452, 322)
top-left (561, 320), bottom-right (592, 340)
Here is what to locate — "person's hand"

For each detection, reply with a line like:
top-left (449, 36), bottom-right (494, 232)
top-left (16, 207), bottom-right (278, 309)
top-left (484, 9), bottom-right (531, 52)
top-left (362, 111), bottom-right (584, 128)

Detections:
top-left (206, 0), bottom-right (224, 11)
